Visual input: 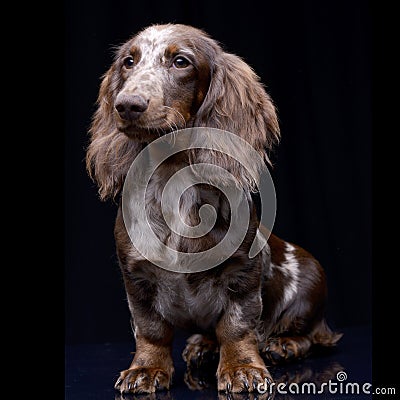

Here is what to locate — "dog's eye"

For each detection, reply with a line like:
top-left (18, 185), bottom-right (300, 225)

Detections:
top-left (173, 56), bottom-right (190, 69)
top-left (123, 56), bottom-right (135, 69)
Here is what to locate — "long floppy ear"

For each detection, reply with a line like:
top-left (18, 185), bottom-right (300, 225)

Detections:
top-left (193, 52), bottom-right (280, 188)
top-left (86, 64), bottom-right (143, 201)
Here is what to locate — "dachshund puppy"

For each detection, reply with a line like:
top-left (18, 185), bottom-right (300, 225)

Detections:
top-left (86, 23), bottom-right (342, 394)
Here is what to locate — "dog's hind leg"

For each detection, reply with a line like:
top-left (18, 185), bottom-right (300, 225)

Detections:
top-left (182, 334), bottom-right (220, 390)
top-left (260, 234), bottom-right (343, 365)
top-left (261, 319), bottom-right (343, 364)
top-left (262, 335), bottom-right (312, 364)
top-left (182, 333), bottom-right (219, 368)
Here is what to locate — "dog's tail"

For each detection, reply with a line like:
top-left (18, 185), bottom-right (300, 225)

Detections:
top-left (311, 319), bottom-right (343, 347)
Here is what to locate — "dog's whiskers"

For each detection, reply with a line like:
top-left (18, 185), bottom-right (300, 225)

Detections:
top-left (163, 106), bottom-right (187, 129)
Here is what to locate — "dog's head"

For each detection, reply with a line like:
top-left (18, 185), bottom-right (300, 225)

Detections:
top-left (86, 24), bottom-right (280, 200)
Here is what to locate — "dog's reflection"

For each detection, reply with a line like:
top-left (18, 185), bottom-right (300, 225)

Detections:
top-left (114, 391), bottom-right (173, 400)
top-left (114, 359), bottom-right (343, 400)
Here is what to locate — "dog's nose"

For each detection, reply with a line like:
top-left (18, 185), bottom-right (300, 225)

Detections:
top-left (115, 94), bottom-right (149, 121)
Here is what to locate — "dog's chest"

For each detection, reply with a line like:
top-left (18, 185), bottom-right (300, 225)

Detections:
top-left (142, 169), bottom-right (228, 251)
top-left (153, 273), bottom-right (225, 330)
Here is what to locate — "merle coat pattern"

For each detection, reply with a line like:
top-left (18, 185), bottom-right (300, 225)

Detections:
top-left (86, 24), bottom-right (342, 395)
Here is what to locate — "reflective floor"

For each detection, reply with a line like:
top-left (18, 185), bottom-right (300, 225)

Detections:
top-left (65, 325), bottom-right (372, 399)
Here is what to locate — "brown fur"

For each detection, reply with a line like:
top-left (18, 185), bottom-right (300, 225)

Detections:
top-left (86, 24), bottom-right (341, 395)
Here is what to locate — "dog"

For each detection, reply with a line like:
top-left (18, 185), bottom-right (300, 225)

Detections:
top-left (86, 23), bottom-right (342, 394)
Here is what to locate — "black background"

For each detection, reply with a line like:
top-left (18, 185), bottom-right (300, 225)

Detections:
top-left (65, 0), bottom-right (372, 345)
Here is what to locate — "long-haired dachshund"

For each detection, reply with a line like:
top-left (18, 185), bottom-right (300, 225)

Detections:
top-left (86, 23), bottom-right (342, 394)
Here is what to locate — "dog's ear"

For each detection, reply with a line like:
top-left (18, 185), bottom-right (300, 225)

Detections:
top-left (86, 64), bottom-right (142, 201)
top-left (195, 52), bottom-right (280, 164)
top-left (192, 51), bottom-right (280, 190)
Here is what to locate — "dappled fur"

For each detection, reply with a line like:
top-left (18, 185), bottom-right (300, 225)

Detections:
top-left (86, 24), bottom-right (279, 200)
top-left (86, 24), bottom-right (341, 395)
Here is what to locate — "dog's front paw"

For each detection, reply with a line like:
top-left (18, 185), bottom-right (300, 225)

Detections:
top-left (114, 367), bottom-right (172, 394)
top-left (217, 365), bottom-right (273, 393)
